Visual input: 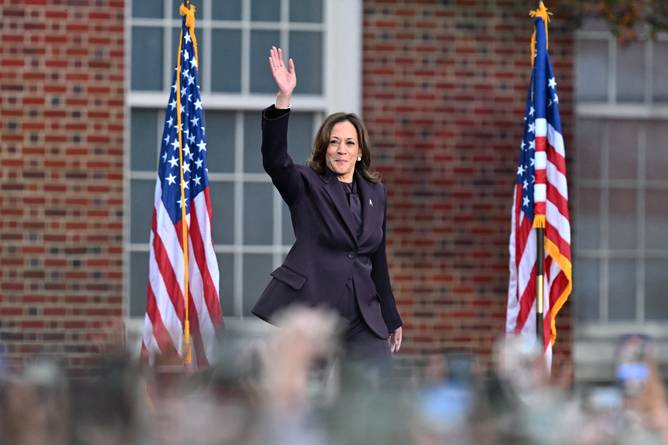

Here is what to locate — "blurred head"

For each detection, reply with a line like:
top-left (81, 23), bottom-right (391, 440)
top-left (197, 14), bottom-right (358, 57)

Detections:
top-left (494, 335), bottom-right (549, 394)
top-left (615, 334), bottom-right (653, 397)
top-left (309, 113), bottom-right (380, 183)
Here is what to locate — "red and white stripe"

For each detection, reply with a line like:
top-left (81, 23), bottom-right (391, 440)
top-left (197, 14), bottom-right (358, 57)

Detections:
top-left (141, 180), bottom-right (223, 367)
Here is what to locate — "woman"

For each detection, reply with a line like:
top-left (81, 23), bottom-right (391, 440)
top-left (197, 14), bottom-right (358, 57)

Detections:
top-left (251, 47), bottom-right (402, 362)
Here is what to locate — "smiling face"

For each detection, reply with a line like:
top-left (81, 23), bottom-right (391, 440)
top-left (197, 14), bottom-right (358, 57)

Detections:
top-left (325, 121), bottom-right (360, 183)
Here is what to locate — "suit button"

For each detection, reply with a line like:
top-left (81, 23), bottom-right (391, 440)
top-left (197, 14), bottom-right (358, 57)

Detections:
top-left (347, 252), bottom-right (355, 259)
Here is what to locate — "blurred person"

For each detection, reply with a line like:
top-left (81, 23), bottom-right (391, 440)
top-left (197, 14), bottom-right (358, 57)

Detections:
top-left (494, 335), bottom-right (550, 402)
top-left (140, 323), bottom-right (271, 445)
top-left (251, 47), bottom-right (403, 370)
top-left (324, 358), bottom-right (419, 445)
top-left (490, 336), bottom-right (584, 445)
top-left (145, 388), bottom-right (262, 445)
top-left (69, 354), bottom-right (144, 445)
top-left (257, 307), bottom-right (340, 445)
top-left (415, 351), bottom-right (479, 444)
top-left (614, 334), bottom-right (668, 444)
top-left (2, 359), bottom-right (70, 445)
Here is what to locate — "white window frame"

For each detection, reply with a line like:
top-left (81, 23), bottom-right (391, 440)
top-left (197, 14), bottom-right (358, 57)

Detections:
top-left (574, 26), bottom-right (668, 381)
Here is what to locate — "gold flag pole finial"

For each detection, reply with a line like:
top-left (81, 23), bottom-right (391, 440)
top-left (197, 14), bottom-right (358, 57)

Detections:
top-left (179, 1), bottom-right (199, 62)
top-left (529, 2), bottom-right (552, 65)
top-left (180, 0), bottom-right (197, 31)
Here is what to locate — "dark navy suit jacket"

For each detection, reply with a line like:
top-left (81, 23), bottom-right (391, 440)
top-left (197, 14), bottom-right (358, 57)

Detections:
top-left (251, 106), bottom-right (402, 338)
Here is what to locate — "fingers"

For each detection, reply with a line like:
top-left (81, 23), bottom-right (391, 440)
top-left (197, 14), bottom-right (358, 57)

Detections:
top-left (389, 329), bottom-right (402, 354)
top-left (268, 46), bottom-right (281, 72)
top-left (288, 58), bottom-right (295, 75)
top-left (270, 47), bottom-right (285, 69)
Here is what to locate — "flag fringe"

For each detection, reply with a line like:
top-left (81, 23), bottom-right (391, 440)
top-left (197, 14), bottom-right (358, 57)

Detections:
top-left (545, 237), bottom-right (572, 345)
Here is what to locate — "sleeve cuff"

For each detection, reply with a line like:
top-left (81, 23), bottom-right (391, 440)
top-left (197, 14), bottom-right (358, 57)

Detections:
top-left (263, 104), bottom-right (291, 120)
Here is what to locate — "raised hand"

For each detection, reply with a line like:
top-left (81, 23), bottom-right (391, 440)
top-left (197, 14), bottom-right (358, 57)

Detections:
top-left (268, 46), bottom-right (296, 108)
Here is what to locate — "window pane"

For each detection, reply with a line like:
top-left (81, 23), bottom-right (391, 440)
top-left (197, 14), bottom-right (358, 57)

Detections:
top-left (131, 109), bottom-right (160, 171)
top-left (574, 257), bottom-right (599, 321)
top-left (243, 112), bottom-right (263, 172)
top-left (243, 254), bottom-right (274, 316)
top-left (288, 112), bottom-right (315, 164)
top-left (251, 0), bottom-right (280, 21)
top-left (608, 121), bottom-right (638, 180)
top-left (653, 41), bottom-right (668, 103)
top-left (217, 253), bottom-right (235, 317)
top-left (206, 111), bottom-right (236, 173)
top-left (250, 31), bottom-right (281, 93)
top-left (576, 39), bottom-right (608, 102)
top-left (133, 0), bottom-right (163, 18)
top-left (243, 183), bottom-right (274, 244)
top-left (209, 182), bottom-right (234, 245)
top-left (289, 31), bottom-right (323, 95)
top-left (213, 0), bottom-right (242, 20)
top-left (608, 259), bottom-right (636, 321)
top-left (575, 119), bottom-right (602, 180)
top-left (616, 41), bottom-right (645, 102)
top-left (211, 30), bottom-right (242, 93)
top-left (645, 190), bottom-right (668, 251)
top-left (132, 27), bottom-right (163, 91)
top-left (290, 0), bottom-right (323, 23)
top-left (646, 122), bottom-right (668, 181)
top-left (129, 252), bottom-right (150, 317)
top-left (130, 180), bottom-right (155, 244)
top-left (645, 260), bottom-right (668, 320)
top-left (172, 28), bottom-right (206, 90)
top-left (282, 202), bottom-right (295, 244)
top-left (172, 0), bottom-right (207, 19)
top-left (608, 189), bottom-right (637, 250)
top-left (574, 187), bottom-right (600, 250)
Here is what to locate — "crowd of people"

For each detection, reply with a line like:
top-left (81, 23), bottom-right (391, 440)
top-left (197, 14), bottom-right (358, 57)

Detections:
top-left (1, 307), bottom-right (668, 445)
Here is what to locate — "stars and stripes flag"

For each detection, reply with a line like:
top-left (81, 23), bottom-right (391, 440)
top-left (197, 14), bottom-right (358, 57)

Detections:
top-left (506, 10), bottom-right (572, 367)
top-left (141, 6), bottom-right (223, 367)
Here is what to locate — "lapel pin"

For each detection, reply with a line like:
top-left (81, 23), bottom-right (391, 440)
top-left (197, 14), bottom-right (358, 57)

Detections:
top-left (369, 199), bottom-right (373, 207)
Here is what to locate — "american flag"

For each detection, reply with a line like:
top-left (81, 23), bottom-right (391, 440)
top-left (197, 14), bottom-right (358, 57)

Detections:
top-left (141, 11), bottom-right (223, 367)
top-left (506, 14), bottom-right (572, 367)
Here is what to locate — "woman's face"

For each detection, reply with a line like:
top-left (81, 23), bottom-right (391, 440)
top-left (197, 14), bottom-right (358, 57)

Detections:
top-left (325, 120), bottom-right (360, 183)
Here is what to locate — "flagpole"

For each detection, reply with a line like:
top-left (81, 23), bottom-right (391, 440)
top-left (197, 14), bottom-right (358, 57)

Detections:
top-left (536, 228), bottom-right (544, 344)
top-left (176, 0), bottom-right (197, 366)
top-left (531, 1), bottom-right (550, 350)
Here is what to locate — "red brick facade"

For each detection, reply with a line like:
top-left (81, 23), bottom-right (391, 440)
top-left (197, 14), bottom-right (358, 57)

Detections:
top-left (0, 0), bottom-right (574, 373)
top-left (362, 0), bottom-right (574, 372)
top-left (0, 0), bottom-right (126, 372)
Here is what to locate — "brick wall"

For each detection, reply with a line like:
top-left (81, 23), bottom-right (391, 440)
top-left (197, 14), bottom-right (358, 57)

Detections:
top-left (0, 0), bottom-right (575, 375)
top-left (0, 0), bottom-right (125, 373)
top-left (362, 0), bottom-right (575, 374)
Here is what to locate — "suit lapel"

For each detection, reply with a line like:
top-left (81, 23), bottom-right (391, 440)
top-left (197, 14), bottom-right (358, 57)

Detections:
top-left (356, 172), bottom-right (380, 247)
top-left (321, 171), bottom-right (358, 246)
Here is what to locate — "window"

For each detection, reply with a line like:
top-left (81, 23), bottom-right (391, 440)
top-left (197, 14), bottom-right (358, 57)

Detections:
top-left (574, 20), bottom-right (668, 327)
top-left (126, 0), bottom-right (361, 321)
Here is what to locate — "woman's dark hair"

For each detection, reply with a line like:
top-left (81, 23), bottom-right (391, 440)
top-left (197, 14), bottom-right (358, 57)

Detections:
top-left (307, 112), bottom-right (380, 183)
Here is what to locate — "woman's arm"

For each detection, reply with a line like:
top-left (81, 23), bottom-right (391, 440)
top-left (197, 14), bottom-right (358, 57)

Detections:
top-left (370, 186), bottom-right (403, 351)
top-left (262, 47), bottom-right (302, 205)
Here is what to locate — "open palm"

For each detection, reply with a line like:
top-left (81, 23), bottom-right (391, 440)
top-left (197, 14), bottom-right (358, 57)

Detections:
top-left (268, 46), bottom-right (296, 96)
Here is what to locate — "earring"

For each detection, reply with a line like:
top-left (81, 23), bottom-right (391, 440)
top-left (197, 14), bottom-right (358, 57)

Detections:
top-left (357, 156), bottom-right (362, 162)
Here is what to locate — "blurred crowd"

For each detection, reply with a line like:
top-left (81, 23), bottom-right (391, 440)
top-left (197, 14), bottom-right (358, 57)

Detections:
top-left (1, 308), bottom-right (668, 445)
